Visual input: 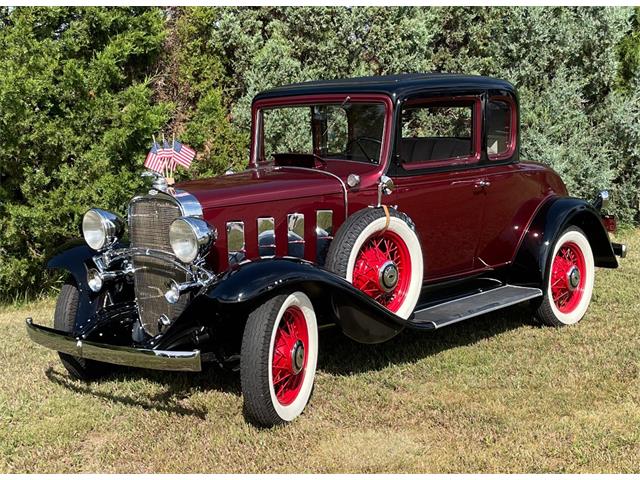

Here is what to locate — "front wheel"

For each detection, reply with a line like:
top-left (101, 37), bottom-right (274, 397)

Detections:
top-left (54, 280), bottom-right (110, 380)
top-left (535, 226), bottom-right (595, 326)
top-left (240, 291), bottom-right (318, 426)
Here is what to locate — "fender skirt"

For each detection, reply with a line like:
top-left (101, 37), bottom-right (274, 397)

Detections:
top-left (511, 197), bottom-right (617, 287)
top-left (205, 258), bottom-right (407, 344)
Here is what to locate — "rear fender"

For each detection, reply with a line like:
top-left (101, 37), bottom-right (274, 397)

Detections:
top-left (204, 258), bottom-right (407, 344)
top-left (511, 197), bottom-right (617, 287)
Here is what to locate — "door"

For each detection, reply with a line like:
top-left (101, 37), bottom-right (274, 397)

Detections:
top-left (392, 171), bottom-right (486, 280)
top-left (391, 95), bottom-right (487, 281)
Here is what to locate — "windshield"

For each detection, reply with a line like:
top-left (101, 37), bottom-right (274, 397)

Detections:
top-left (258, 102), bottom-right (386, 164)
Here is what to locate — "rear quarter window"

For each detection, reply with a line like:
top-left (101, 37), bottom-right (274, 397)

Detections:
top-left (487, 97), bottom-right (516, 161)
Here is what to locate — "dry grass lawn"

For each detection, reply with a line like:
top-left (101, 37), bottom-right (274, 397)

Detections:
top-left (1, 230), bottom-right (638, 473)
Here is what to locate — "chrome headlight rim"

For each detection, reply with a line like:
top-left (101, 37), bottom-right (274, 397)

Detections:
top-left (169, 216), bottom-right (216, 264)
top-left (82, 208), bottom-right (124, 251)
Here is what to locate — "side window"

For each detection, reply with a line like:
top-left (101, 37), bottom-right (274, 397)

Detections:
top-left (399, 100), bottom-right (477, 168)
top-left (487, 97), bottom-right (515, 160)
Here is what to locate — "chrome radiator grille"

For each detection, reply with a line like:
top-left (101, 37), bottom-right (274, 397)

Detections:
top-left (129, 195), bottom-right (189, 336)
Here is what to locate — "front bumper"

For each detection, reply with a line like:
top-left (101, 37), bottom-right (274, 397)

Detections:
top-left (26, 318), bottom-right (202, 372)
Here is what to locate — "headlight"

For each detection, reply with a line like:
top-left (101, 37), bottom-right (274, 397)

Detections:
top-left (82, 209), bottom-right (124, 251)
top-left (169, 217), bottom-right (215, 263)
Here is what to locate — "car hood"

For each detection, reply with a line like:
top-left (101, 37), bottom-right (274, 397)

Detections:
top-left (176, 166), bottom-right (344, 211)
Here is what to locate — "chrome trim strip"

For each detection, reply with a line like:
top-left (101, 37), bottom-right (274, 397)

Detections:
top-left (26, 319), bottom-right (202, 372)
top-left (274, 166), bottom-right (349, 218)
top-left (173, 189), bottom-right (203, 218)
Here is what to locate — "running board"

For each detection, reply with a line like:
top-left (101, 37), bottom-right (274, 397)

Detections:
top-left (408, 285), bottom-right (543, 330)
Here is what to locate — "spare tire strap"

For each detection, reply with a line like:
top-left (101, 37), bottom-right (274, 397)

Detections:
top-left (381, 204), bottom-right (390, 232)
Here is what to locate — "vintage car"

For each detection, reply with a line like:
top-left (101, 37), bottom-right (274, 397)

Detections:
top-left (27, 74), bottom-right (627, 426)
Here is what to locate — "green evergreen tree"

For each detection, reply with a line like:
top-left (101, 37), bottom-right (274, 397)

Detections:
top-left (0, 6), bottom-right (637, 300)
top-left (0, 7), bottom-right (170, 297)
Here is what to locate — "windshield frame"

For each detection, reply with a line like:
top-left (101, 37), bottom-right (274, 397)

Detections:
top-left (250, 93), bottom-right (394, 169)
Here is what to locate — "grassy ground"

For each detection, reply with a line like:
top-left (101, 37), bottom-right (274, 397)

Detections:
top-left (1, 230), bottom-right (638, 473)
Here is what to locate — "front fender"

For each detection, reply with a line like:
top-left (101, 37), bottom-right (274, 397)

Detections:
top-left (47, 239), bottom-right (97, 291)
top-left (205, 258), bottom-right (407, 344)
top-left (511, 196), bottom-right (617, 287)
top-left (47, 239), bottom-right (129, 332)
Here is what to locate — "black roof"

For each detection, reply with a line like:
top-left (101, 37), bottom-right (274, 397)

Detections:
top-left (253, 73), bottom-right (516, 102)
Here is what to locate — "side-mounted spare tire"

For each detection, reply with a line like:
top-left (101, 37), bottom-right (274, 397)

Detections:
top-left (325, 207), bottom-right (423, 319)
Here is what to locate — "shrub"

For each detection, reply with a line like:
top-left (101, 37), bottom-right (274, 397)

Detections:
top-left (0, 7), bottom-right (171, 298)
top-left (1, 6), bottom-right (638, 300)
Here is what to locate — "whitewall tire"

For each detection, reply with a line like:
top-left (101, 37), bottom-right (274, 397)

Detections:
top-left (240, 291), bottom-right (318, 426)
top-left (535, 226), bottom-right (595, 326)
top-left (325, 208), bottom-right (423, 319)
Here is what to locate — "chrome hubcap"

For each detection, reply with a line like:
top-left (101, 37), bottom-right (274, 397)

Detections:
top-left (567, 265), bottom-right (581, 291)
top-left (291, 340), bottom-right (305, 374)
top-left (379, 260), bottom-right (399, 292)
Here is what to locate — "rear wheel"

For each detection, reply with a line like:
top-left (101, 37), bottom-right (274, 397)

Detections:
top-left (535, 226), bottom-right (595, 326)
top-left (240, 291), bottom-right (318, 426)
top-left (54, 280), bottom-right (110, 381)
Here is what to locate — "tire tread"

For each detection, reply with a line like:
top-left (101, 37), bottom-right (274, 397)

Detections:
top-left (54, 280), bottom-right (109, 381)
top-left (240, 294), bottom-right (287, 426)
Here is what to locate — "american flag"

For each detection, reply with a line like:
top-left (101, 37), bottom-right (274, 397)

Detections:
top-left (172, 140), bottom-right (196, 169)
top-left (157, 140), bottom-right (174, 171)
top-left (144, 141), bottom-right (164, 173)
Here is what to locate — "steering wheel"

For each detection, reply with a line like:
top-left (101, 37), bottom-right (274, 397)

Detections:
top-left (345, 136), bottom-right (383, 163)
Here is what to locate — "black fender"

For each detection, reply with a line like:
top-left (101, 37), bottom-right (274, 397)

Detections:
top-left (204, 258), bottom-right (407, 344)
top-left (47, 239), bottom-right (96, 291)
top-left (511, 196), bottom-right (617, 287)
top-left (46, 238), bottom-right (129, 333)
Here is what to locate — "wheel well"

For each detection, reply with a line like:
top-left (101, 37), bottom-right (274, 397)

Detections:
top-left (565, 211), bottom-right (617, 268)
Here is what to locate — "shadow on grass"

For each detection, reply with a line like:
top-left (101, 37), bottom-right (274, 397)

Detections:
top-left (318, 303), bottom-right (538, 375)
top-left (46, 363), bottom-right (241, 419)
top-left (46, 303), bottom-right (537, 416)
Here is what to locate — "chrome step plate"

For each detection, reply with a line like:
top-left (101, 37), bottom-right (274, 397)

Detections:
top-left (409, 285), bottom-right (543, 329)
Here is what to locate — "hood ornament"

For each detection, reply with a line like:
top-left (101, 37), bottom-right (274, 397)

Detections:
top-left (141, 171), bottom-right (169, 193)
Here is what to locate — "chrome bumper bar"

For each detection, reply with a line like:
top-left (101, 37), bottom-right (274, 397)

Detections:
top-left (25, 318), bottom-right (201, 372)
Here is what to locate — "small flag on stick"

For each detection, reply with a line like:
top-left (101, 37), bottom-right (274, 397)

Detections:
top-left (144, 135), bottom-right (197, 175)
top-left (173, 139), bottom-right (196, 169)
top-left (144, 139), bottom-right (163, 173)
top-left (157, 139), bottom-right (173, 170)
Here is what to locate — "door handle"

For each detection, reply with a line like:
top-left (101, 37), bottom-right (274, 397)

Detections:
top-left (474, 179), bottom-right (491, 189)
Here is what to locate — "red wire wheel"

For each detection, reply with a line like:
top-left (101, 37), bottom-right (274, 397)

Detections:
top-left (550, 241), bottom-right (586, 314)
top-left (271, 305), bottom-right (309, 406)
top-left (352, 230), bottom-right (412, 313)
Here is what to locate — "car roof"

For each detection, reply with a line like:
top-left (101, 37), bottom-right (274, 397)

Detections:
top-left (253, 73), bottom-right (516, 102)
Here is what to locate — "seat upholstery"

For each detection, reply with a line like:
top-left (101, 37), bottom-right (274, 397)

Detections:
top-left (400, 137), bottom-right (471, 163)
